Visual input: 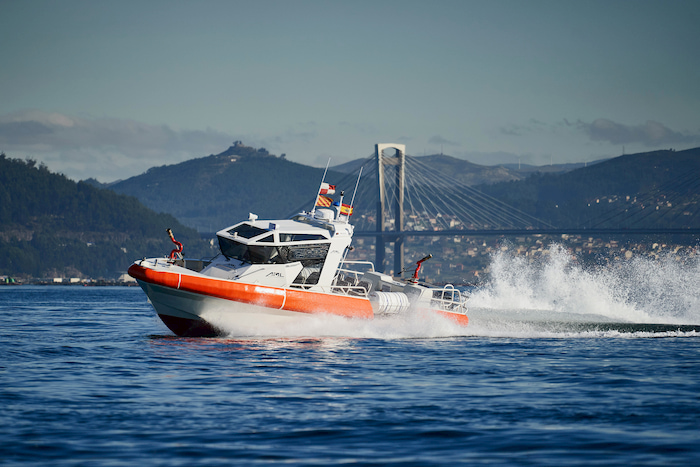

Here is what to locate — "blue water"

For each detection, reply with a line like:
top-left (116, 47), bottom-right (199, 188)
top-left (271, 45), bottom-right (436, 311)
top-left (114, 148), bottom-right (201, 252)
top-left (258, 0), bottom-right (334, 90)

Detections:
top-left (2, 251), bottom-right (700, 465)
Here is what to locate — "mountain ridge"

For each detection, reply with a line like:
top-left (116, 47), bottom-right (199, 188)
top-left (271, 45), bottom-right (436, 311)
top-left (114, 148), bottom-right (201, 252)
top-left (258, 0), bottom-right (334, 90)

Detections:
top-left (107, 143), bottom-right (700, 233)
top-left (478, 147), bottom-right (700, 228)
top-left (108, 143), bottom-right (345, 232)
top-left (331, 153), bottom-right (603, 186)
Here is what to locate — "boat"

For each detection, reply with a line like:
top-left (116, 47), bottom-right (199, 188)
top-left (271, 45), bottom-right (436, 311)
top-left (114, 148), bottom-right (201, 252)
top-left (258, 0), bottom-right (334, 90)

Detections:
top-left (128, 181), bottom-right (469, 337)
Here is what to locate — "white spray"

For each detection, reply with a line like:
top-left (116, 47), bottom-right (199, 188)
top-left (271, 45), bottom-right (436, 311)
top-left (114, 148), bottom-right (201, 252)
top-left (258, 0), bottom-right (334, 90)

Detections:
top-left (202, 244), bottom-right (699, 339)
top-left (469, 244), bottom-right (700, 326)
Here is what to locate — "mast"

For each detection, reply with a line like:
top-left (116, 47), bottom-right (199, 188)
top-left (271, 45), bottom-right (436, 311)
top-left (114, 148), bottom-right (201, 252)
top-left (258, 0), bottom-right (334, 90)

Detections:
top-left (311, 158), bottom-right (331, 215)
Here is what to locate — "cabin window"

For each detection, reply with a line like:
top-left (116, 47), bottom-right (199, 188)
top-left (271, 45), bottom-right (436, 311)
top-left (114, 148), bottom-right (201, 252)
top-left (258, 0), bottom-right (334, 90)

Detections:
top-left (279, 243), bottom-right (329, 265)
top-left (219, 237), bottom-right (249, 262)
top-left (219, 237), bottom-right (280, 264)
top-left (279, 233), bottom-right (327, 242)
top-left (227, 224), bottom-right (268, 239)
top-left (218, 237), bottom-right (329, 266)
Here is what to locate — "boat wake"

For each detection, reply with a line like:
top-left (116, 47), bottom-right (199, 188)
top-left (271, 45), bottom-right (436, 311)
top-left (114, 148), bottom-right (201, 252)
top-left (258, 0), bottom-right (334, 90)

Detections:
top-left (470, 245), bottom-right (699, 320)
top-left (201, 244), bottom-right (699, 339)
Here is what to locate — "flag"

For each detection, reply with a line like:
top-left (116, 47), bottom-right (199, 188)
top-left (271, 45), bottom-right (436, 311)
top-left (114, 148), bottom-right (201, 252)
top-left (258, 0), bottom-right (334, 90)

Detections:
top-left (316, 195), bottom-right (333, 207)
top-left (319, 183), bottom-right (336, 195)
top-left (340, 203), bottom-right (354, 216)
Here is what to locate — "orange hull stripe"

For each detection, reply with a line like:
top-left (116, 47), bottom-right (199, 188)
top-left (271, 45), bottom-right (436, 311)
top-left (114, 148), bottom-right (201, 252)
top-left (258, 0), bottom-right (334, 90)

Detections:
top-left (183, 273), bottom-right (286, 309)
top-left (433, 309), bottom-right (470, 326)
top-left (284, 289), bottom-right (373, 319)
top-left (128, 264), bottom-right (374, 319)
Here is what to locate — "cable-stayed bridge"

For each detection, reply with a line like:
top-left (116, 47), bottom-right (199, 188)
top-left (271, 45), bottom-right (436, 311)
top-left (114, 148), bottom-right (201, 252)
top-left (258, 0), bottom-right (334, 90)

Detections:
top-left (323, 144), bottom-right (700, 273)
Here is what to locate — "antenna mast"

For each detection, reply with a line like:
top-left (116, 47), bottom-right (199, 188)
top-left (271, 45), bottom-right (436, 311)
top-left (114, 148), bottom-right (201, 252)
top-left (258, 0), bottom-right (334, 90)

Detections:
top-left (311, 158), bottom-right (331, 215)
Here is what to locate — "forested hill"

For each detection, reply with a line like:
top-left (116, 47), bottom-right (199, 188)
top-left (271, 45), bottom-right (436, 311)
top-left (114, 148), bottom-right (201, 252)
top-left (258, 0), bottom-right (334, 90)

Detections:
top-left (108, 143), bottom-right (345, 232)
top-left (0, 154), bottom-right (212, 279)
top-left (478, 147), bottom-right (700, 229)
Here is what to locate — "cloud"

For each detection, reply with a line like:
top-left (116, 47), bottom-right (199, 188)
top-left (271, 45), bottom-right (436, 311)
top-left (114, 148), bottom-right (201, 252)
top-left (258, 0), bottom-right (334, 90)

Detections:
top-left (428, 135), bottom-right (460, 146)
top-left (0, 110), bottom-right (232, 154)
top-left (576, 118), bottom-right (700, 147)
top-left (499, 125), bottom-right (522, 136)
top-left (499, 119), bottom-right (549, 137)
top-left (0, 110), bottom-right (235, 181)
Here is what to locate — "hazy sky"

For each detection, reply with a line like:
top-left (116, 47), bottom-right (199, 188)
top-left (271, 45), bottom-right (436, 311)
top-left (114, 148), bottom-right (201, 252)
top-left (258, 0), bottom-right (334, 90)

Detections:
top-left (1, 0), bottom-right (699, 182)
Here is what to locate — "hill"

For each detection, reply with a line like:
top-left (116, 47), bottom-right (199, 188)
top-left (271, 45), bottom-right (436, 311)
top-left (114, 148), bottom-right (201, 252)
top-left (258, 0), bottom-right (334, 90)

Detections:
top-left (332, 153), bottom-right (526, 186)
top-left (477, 147), bottom-right (700, 228)
top-left (499, 158), bottom-right (609, 173)
top-left (414, 154), bottom-right (525, 186)
top-left (0, 154), bottom-right (212, 279)
top-left (108, 142), bottom-right (344, 232)
top-left (108, 143), bottom-right (700, 234)
top-left (331, 153), bottom-right (600, 186)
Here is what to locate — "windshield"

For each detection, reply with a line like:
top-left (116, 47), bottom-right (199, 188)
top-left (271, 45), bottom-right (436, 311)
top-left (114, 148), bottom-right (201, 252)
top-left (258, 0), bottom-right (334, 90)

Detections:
top-left (218, 237), bottom-right (280, 263)
top-left (218, 237), bottom-right (330, 266)
top-left (227, 224), bottom-right (268, 239)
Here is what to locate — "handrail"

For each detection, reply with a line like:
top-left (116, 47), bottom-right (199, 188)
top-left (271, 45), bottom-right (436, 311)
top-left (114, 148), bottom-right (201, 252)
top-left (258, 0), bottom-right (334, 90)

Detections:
top-left (429, 283), bottom-right (468, 313)
top-left (330, 284), bottom-right (370, 297)
top-left (332, 261), bottom-right (375, 289)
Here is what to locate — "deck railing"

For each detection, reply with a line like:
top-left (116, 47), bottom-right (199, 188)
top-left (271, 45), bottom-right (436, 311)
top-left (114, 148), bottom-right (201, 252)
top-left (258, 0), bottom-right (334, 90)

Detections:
top-left (429, 284), bottom-right (469, 314)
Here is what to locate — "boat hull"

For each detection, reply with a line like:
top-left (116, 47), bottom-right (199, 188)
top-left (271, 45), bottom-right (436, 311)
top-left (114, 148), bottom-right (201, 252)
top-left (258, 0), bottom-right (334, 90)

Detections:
top-left (136, 280), bottom-right (327, 336)
top-left (129, 263), bottom-right (375, 337)
top-left (129, 262), bottom-right (468, 336)
top-left (432, 308), bottom-right (469, 327)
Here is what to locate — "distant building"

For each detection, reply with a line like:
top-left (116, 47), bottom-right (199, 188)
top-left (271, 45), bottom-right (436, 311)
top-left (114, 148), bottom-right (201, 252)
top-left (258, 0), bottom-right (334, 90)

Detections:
top-left (118, 273), bottom-right (137, 283)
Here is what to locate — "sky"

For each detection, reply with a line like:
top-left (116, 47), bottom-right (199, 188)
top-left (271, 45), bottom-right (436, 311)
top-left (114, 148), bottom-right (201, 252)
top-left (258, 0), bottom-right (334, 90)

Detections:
top-left (1, 0), bottom-right (699, 182)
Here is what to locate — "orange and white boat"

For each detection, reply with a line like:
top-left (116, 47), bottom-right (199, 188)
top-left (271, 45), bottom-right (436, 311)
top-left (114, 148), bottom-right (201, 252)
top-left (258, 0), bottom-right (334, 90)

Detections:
top-left (129, 182), bottom-right (468, 336)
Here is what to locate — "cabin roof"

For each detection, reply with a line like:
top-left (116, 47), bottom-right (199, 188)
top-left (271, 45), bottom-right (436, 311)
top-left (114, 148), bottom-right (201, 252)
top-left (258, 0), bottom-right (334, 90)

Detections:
top-left (216, 210), bottom-right (353, 244)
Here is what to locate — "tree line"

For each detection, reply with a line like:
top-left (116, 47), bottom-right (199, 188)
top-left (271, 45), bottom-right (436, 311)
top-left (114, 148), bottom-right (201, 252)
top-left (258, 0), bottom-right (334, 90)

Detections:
top-left (0, 154), bottom-right (214, 278)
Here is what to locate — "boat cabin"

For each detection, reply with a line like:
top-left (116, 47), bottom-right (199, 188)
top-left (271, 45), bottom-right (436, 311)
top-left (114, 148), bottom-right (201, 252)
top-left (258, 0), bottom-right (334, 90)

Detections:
top-left (211, 209), bottom-right (353, 289)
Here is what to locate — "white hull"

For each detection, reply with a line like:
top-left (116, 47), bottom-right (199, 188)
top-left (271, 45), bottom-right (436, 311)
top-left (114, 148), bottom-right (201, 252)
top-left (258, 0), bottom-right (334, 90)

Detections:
top-left (137, 279), bottom-right (322, 336)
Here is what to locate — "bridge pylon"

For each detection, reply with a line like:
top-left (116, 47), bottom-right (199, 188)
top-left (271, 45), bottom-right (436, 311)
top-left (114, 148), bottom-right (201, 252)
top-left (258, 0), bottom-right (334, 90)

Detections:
top-left (375, 143), bottom-right (406, 274)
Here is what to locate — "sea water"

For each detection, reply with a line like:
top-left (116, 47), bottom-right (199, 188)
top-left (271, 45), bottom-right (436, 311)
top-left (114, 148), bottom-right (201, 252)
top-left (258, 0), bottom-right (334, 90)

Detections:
top-left (1, 248), bottom-right (699, 465)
